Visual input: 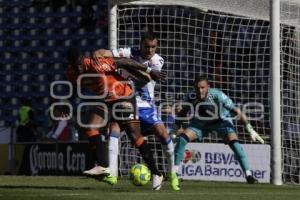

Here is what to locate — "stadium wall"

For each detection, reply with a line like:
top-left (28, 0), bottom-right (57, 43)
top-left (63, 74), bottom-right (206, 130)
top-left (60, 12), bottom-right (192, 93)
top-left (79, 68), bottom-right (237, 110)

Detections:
top-left (11, 142), bottom-right (103, 176)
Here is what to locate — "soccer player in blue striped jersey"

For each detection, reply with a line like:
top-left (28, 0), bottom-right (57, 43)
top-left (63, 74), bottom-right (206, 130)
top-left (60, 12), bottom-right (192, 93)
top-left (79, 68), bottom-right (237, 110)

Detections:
top-left (93, 31), bottom-right (179, 190)
top-left (173, 75), bottom-right (264, 186)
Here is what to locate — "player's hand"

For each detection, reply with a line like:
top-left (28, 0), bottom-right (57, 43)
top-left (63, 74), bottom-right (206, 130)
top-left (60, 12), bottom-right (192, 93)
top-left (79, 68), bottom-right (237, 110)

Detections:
top-left (92, 53), bottom-right (101, 65)
top-left (59, 113), bottom-right (72, 121)
top-left (92, 54), bottom-right (116, 72)
top-left (150, 69), bottom-right (167, 82)
top-left (170, 124), bottom-right (184, 136)
top-left (169, 124), bottom-right (179, 136)
top-left (245, 124), bottom-right (265, 144)
top-left (53, 112), bottom-right (72, 121)
top-left (169, 125), bottom-right (179, 142)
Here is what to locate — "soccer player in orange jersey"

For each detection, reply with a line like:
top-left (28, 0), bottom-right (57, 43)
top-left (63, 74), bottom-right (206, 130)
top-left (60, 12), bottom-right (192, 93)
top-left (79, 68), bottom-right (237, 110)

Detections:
top-left (65, 47), bottom-right (165, 189)
top-left (94, 32), bottom-right (179, 190)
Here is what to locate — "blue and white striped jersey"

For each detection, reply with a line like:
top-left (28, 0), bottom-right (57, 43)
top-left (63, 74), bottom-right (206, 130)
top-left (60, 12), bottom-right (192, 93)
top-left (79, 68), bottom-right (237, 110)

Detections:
top-left (112, 47), bottom-right (164, 108)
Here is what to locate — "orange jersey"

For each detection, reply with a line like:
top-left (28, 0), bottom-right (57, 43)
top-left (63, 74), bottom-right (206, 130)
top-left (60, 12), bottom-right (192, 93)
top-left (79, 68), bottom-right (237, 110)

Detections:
top-left (66, 57), bottom-right (132, 101)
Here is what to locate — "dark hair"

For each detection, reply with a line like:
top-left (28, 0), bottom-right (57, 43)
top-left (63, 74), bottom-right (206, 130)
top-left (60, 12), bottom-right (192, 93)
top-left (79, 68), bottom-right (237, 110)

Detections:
top-left (66, 47), bottom-right (81, 64)
top-left (141, 31), bottom-right (158, 43)
top-left (194, 75), bottom-right (208, 85)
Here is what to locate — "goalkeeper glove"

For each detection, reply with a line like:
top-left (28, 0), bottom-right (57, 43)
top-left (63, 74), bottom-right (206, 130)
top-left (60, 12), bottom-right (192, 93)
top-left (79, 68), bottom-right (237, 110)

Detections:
top-left (245, 124), bottom-right (265, 144)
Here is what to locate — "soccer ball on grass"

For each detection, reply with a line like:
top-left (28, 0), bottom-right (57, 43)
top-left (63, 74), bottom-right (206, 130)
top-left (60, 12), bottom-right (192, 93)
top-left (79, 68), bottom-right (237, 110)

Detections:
top-left (129, 164), bottom-right (151, 186)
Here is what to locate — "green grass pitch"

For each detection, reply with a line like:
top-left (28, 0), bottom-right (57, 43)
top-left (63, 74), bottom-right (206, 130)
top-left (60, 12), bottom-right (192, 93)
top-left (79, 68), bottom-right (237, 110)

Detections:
top-left (0, 176), bottom-right (299, 200)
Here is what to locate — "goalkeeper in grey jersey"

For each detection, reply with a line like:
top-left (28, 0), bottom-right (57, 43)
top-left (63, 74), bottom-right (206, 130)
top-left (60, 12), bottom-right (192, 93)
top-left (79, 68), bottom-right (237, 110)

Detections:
top-left (173, 75), bottom-right (264, 185)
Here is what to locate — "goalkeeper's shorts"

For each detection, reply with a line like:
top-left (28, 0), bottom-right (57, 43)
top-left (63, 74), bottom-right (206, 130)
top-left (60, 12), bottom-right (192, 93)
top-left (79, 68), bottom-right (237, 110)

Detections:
top-left (186, 119), bottom-right (236, 141)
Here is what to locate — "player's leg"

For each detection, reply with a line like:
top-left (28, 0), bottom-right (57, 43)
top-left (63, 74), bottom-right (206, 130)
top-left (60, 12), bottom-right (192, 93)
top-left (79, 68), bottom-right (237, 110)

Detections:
top-left (226, 134), bottom-right (258, 184)
top-left (114, 99), bottom-right (163, 190)
top-left (173, 125), bottom-right (201, 189)
top-left (150, 123), bottom-right (179, 190)
top-left (82, 107), bottom-right (117, 185)
top-left (140, 109), bottom-right (176, 174)
top-left (108, 122), bottom-right (121, 177)
top-left (139, 107), bottom-right (179, 190)
top-left (122, 120), bottom-right (164, 190)
top-left (174, 127), bottom-right (199, 167)
top-left (219, 121), bottom-right (258, 184)
top-left (151, 124), bottom-right (175, 174)
top-left (84, 113), bottom-right (108, 174)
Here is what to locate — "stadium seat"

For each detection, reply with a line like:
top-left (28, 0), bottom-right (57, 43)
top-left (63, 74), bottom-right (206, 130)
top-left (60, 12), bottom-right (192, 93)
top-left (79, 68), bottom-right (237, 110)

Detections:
top-left (0, 0), bottom-right (110, 127)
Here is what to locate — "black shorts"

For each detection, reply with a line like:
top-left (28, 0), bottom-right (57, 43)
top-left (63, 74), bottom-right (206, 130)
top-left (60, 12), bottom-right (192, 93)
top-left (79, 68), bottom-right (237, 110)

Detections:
top-left (106, 96), bottom-right (138, 122)
top-left (85, 96), bottom-right (138, 128)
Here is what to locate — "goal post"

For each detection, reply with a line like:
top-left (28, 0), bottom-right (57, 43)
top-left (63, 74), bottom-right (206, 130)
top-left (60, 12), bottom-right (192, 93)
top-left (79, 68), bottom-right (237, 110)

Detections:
top-left (108, 0), bottom-right (300, 185)
top-left (270, 0), bottom-right (281, 186)
top-left (108, 1), bottom-right (118, 50)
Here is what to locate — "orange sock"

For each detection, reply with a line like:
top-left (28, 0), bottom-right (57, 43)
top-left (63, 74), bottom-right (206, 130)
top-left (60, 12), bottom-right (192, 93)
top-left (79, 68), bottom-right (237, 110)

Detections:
top-left (135, 136), bottom-right (144, 147)
top-left (86, 130), bottom-right (100, 137)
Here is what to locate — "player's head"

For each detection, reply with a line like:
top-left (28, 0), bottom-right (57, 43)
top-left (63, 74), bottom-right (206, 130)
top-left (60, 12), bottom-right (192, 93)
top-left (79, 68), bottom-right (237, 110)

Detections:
top-left (194, 75), bottom-right (209, 100)
top-left (66, 47), bottom-right (83, 70)
top-left (140, 31), bottom-right (158, 60)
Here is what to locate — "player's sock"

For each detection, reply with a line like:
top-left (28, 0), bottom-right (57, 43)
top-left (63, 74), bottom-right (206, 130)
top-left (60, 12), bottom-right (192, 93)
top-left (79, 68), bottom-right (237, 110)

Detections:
top-left (108, 132), bottom-right (120, 177)
top-left (174, 134), bottom-right (189, 166)
top-left (173, 165), bottom-right (180, 173)
top-left (229, 140), bottom-right (250, 172)
top-left (161, 136), bottom-right (176, 173)
top-left (161, 136), bottom-right (180, 190)
top-left (88, 133), bottom-right (108, 167)
top-left (245, 170), bottom-right (252, 176)
top-left (136, 137), bottom-right (161, 176)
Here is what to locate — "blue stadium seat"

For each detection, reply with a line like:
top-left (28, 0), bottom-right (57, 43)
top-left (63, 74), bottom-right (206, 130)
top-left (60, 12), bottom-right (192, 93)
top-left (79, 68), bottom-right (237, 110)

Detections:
top-left (1, 0), bottom-right (109, 127)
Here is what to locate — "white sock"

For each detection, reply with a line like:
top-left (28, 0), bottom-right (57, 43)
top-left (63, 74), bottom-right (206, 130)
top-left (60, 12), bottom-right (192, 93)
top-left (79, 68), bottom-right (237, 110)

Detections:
top-left (108, 135), bottom-right (119, 177)
top-left (245, 170), bottom-right (252, 176)
top-left (162, 137), bottom-right (176, 174)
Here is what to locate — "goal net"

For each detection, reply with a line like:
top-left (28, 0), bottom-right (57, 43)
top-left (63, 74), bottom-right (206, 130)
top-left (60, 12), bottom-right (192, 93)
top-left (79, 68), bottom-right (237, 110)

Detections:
top-left (281, 0), bottom-right (300, 184)
top-left (109, 0), bottom-right (300, 184)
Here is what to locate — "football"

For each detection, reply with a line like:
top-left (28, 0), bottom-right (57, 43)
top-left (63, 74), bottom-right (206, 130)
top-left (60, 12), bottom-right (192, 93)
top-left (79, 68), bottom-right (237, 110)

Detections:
top-left (129, 164), bottom-right (151, 186)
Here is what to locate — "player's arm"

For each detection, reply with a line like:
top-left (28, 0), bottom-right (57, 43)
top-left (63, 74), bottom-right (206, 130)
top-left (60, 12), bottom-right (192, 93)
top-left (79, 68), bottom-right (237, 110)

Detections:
top-left (219, 91), bottom-right (264, 144)
top-left (175, 105), bottom-right (190, 127)
top-left (93, 48), bottom-right (166, 81)
top-left (113, 57), bottom-right (151, 84)
top-left (174, 92), bottom-right (196, 129)
top-left (231, 107), bottom-right (265, 144)
top-left (124, 67), bottom-right (151, 87)
top-left (171, 102), bottom-right (192, 136)
top-left (93, 47), bottom-right (131, 58)
top-left (151, 56), bottom-right (164, 72)
top-left (113, 57), bottom-right (166, 82)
